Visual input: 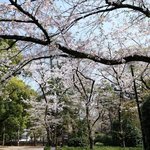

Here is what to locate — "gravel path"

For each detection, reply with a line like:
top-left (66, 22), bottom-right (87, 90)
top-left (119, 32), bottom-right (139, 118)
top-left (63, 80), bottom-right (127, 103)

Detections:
top-left (0, 146), bottom-right (44, 150)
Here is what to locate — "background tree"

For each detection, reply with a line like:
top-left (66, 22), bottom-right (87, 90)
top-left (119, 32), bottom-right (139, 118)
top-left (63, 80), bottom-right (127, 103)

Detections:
top-left (72, 69), bottom-right (116, 150)
top-left (0, 77), bottom-right (35, 145)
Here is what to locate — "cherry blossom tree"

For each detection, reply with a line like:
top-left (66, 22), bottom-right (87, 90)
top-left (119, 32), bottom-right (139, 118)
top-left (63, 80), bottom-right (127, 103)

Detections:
top-left (73, 68), bottom-right (118, 149)
top-left (24, 58), bottom-right (80, 148)
top-left (0, 0), bottom-right (150, 149)
top-left (0, 0), bottom-right (149, 83)
top-left (96, 62), bottom-right (150, 148)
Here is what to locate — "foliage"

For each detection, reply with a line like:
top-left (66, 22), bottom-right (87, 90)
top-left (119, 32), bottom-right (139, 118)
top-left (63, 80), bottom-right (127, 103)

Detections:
top-left (64, 117), bottom-right (87, 147)
top-left (68, 137), bottom-right (84, 147)
top-left (62, 146), bottom-right (142, 150)
top-left (0, 39), bottom-right (22, 80)
top-left (0, 77), bottom-right (36, 142)
top-left (111, 119), bottom-right (141, 147)
top-left (44, 146), bottom-right (51, 150)
top-left (94, 133), bottom-right (112, 146)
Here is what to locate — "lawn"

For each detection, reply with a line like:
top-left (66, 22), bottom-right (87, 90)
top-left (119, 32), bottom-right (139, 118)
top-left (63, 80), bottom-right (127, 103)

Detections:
top-left (61, 146), bottom-right (142, 150)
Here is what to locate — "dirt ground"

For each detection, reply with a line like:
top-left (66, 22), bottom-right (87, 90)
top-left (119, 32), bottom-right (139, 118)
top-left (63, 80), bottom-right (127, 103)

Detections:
top-left (0, 146), bottom-right (44, 150)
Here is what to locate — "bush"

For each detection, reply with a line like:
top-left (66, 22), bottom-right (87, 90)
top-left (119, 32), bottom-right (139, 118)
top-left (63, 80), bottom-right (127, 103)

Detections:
top-left (62, 146), bottom-right (142, 150)
top-left (111, 119), bottom-right (141, 147)
top-left (44, 146), bottom-right (51, 150)
top-left (94, 133), bottom-right (112, 146)
top-left (67, 137), bottom-right (87, 147)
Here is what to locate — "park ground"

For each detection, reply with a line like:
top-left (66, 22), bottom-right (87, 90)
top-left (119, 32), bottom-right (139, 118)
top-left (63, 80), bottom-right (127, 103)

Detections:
top-left (0, 146), bottom-right (44, 150)
top-left (0, 146), bottom-right (142, 150)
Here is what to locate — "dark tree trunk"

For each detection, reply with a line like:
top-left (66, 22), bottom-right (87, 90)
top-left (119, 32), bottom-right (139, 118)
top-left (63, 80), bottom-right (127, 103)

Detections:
top-left (33, 132), bottom-right (36, 146)
top-left (141, 97), bottom-right (150, 150)
top-left (118, 91), bottom-right (125, 147)
top-left (46, 127), bottom-right (51, 146)
top-left (86, 105), bottom-right (94, 150)
top-left (130, 65), bottom-right (146, 150)
top-left (89, 134), bottom-right (94, 150)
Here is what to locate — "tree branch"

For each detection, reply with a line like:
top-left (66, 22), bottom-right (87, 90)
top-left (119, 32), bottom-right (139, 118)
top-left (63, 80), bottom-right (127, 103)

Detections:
top-left (105, 1), bottom-right (150, 17)
top-left (0, 19), bottom-right (34, 23)
top-left (1, 54), bottom-right (69, 83)
top-left (0, 35), bottom-right (48, 45)
top-left (0, 36), bottom-right (149, 65)
top-left (9, 0), bottom-right (51, 43)
top-left (57, 44), bottom-right (150, 65)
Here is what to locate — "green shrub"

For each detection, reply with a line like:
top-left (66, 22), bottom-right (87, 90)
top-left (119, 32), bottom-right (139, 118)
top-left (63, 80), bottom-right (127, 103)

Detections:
top-left (94, 133), bottom-right (112, 146)
top-left (62, 146), bottom-right (142, 150)
top-left (67, 137), bottom-right (87, 147)
top-left (95, 142), bottom-right (104, 146)
top-left (44, 146), bottom-right (51, 150)
top-left (111, 119), bottom-right (141, 147)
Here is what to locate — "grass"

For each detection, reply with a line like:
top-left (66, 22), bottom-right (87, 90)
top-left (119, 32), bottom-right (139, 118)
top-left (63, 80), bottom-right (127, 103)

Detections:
top-left (61, 146), bottom-right (142, 150)
top-left (44, 146), bottom-right (142, 150)
top-left (44, 146), bottom-right (51, 150)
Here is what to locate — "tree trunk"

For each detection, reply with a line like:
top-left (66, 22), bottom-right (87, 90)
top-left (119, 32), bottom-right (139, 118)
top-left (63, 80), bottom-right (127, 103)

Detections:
top-left (2, 125), bottom-right (5, 146)
top-left (118, 91), bottom-right (126, 147)
top-left (2, 132), bottom-right (5, 146)
top-left (17, 129), bottom-right (20, 146)
top-left (130, 65), bottom-right (146, 150)
top-left (89, 134), bottom-right (94, 150)
top-left (43, 137), bottom-right (45, 146)
top-left (55, 125), bottom-right (58, 150)
top-left (86, 105), bottom-right (94, 150)
top-left (33, 132), bottom-right (37, 146)
top-left (46, 127), bottom-right (51, 146)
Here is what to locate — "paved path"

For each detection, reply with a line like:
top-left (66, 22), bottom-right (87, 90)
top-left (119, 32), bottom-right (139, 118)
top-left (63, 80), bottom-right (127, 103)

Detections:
top-left (0, 146), bottom-right (44, 150)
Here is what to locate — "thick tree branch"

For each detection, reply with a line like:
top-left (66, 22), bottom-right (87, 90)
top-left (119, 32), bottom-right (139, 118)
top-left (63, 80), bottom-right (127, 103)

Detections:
top-left (105, 1), bottom-right (150, 17)
top-left (0, 19), bottom-right (34, 23)
top-left (0, 35), bottom-right (149, 65)
top-left (63, 1), bottom-right (150, 32)
top-left (57, 44), bottom-right (150, 65)
top-left (0, 35), bottom-right (48, 45)
top-left (115, 4), bottom-right (150, 17)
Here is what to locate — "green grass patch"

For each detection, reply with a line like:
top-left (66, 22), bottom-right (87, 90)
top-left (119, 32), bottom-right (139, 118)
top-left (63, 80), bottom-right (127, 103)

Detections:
top-left (61, 146), bottom-right (142, 150)
top-left (44, 146), bottom-right (51, 150)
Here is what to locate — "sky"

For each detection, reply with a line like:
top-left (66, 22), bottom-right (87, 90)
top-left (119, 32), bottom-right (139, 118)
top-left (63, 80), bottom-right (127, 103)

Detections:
top-left (0, 0), bottom-right (8, 2)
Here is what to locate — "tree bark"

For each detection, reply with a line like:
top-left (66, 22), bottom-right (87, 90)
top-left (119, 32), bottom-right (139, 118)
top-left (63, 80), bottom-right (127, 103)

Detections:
top-left (130, 65), bottom-right (146, 150)
top-left (86, 105), bottom-right (94, 150)
top-left (46, 127), bottom-right (51, 146)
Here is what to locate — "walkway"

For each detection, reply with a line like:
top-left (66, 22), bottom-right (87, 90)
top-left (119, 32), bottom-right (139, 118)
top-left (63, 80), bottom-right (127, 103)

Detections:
top-left (0, 146), bottom-right (44, 150)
